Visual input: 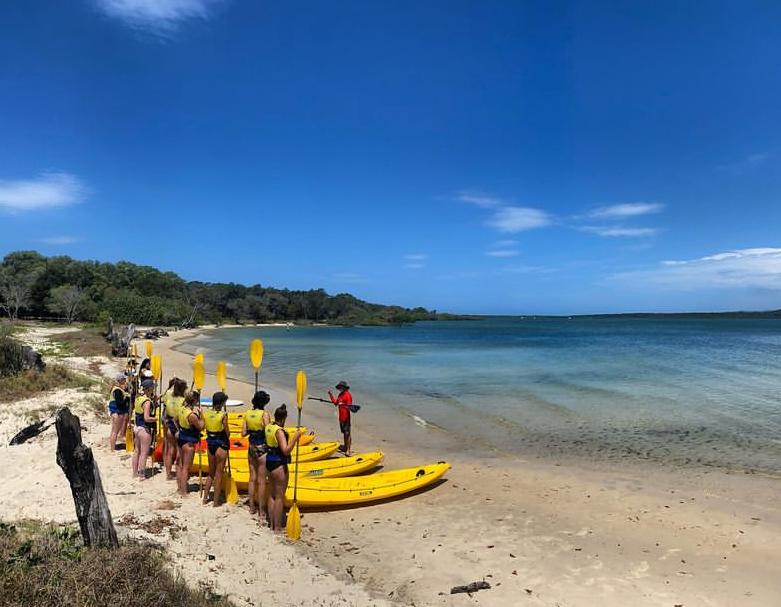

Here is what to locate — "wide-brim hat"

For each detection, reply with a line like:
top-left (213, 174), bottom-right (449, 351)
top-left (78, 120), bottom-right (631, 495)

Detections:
top-left (335, 381), bottom-right (349, 390)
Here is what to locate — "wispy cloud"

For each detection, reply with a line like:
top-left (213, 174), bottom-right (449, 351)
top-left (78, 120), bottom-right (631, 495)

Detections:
top-left (404, 254), bottom-right (427, 261)
top-left (38, 235), bottom-right (81, 245)
top-left (486, 250), bottom-right (518, 257)
top-left (404, 263), bottom-right (424, 269)
top-left (716, 153), bottom-right (771, 175)
top-left (94, 0), bottom-right (225, 33)
top-left (487, 207), bottom-right (551, 233)
top-left (580, 226), bottom-right (660, 237)
top-left (456, 190), bottom-right (505, 209)
top-left (0, 172), bottom-right (88, 212)
top-left (613, 247), bottom-right (781, 290)
top-left (588, 202), bottom-right (664, 219)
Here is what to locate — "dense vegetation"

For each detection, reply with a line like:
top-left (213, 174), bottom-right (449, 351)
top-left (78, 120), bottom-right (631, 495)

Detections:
top-left (0, 251), bottom-right (468, 327)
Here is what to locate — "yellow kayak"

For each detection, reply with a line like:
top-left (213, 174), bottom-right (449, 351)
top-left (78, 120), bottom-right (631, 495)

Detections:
top-left (189, 441), bottom-right (340, 473)
top-left (283, 462), bottom-right (451, 508)
top-left (193, 452), bottom-right (385, 489)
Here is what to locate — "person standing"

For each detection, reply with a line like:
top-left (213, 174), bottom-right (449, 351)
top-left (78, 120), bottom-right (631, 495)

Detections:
top-left (131, 379), bottom-right (157, 480)
top-left (328, 381), bottom-right (353, 456)
top-left (176, 391), bottom-right (204, 497)
top-left (202, 391), bottom-right (231, 507)
top-left (264, 405), bottom-right (302, 532)
top-left (162, 378), bottom-right (186, 480)
top-left (108, 373), bottom-right (130, 451)
top-left (242, 390), bottom-right (271, 519)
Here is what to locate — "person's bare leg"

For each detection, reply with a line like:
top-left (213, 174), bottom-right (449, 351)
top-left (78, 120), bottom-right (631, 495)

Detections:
top-left (344, 432), bottom-right (352, 456)
top-left (136, 429), bottom-right (152, 479)
top-left (109, 414), bottom-right (120, 450)
top-left (247, 454), bottom-right (258, 514)
top-left (178, 444), bottom-right (194, 496)
top-left (202, 452), bottom-right (216, 505)
top-left (213, 449), bottom-right (227, 507)
top-left (257, 455), bottom-right (268, 523)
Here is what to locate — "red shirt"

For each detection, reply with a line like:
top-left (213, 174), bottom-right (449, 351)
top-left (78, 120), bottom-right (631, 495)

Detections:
top-left (331, 390), bottom-right (352, 423)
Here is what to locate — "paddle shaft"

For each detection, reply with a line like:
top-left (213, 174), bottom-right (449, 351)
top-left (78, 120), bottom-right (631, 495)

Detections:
top-left (292, 406), bottom-right (302, 502)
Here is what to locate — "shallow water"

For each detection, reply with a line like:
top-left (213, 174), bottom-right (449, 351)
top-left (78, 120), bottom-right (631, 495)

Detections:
top-left (177, 318), bottom-right (781, 474)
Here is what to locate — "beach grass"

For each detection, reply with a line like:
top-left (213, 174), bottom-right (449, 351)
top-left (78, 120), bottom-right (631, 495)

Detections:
top-left (0, 520), bottom-right (235, 607)
top-left (0, 364), bottom-right (98, 403)
top-left (46, 327), bottom-right (112, 358)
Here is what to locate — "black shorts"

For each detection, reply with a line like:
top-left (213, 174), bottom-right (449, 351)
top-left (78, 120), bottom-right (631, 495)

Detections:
top-left (339, 420), bottom-right (351, 435)
top-left (207, 442), bottom-right (229, 456)
top-left (178, 437), bottom-right (197, 449)
top-left (249, 444), bottom-right (266, 459)
top-left (265, 459), bottom-right (287, 473)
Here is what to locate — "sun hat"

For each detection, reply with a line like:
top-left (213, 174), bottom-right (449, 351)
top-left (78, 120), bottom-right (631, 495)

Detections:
top-left (116, 373), bottom-right (126, 381)
top-left (335, 381), bottom-right (349, 390)
top-left (141, 379), bottom-right (155, 389)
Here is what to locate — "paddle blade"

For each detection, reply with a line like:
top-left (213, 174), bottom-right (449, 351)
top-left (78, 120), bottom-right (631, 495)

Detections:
top-left (286, 503), bottom-right (301, 539)
top-left (216, 361), bottom-right (227, 392)
top-left (145, 340), bottom-right (153, 358)
top-left (193, 358), bottom-right (205, 391)
top-left (250, 339), bottom-right (263, 370)
top-left (296, 370), bottom-right (306, 409)
top-left (132, 343), bottom-right (138, 358)
top-left (223, 472), bottom-right (238, 504)
top-left (194, 352), bottom-right (204, 365)
top-left (125, 424), bottom-right (134, 452)
top-left (151, 355), bottom-right (162, 380)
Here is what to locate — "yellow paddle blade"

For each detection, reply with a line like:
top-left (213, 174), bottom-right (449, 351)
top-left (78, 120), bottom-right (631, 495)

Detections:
top-left (222, 472), bottom-right (238, 504)
top-left (286, 502), bottom-right (301, 539)
top-left (250, 339), bottom-right (263, 370)
top-left (193, 359), bottom-right (205, 391)
top-left (145, 340), bottom-right (153, 358)
top-left (132, 343), bottom-right (138, 358)
top-left (216, 361), bottom-right (227, 392)
top-left (151, 355), bottom-right (162, 380)
top-left (125, 424), bottom-right (134, 452)
top-left (194, 352), bottom-right (204, 365)
top-left (296, 370), bottom-right (306, 409)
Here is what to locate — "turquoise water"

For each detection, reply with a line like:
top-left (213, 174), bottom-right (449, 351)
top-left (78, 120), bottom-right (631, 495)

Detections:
top-left (177, 318), bottom-right (781, 473)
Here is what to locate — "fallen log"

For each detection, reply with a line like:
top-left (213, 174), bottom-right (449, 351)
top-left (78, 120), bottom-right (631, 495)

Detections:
top-left (55, 407), bottom-right (118, 548)
top-left (9, 418), bottom-right (52, 445)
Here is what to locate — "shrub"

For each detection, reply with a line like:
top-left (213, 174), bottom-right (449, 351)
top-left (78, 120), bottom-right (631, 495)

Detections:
top-left (0, 328), bottom-right (23, 378)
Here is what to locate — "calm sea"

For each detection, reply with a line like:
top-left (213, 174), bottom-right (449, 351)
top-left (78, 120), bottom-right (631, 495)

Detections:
top-left (177, 318), bottom-right (781, 474)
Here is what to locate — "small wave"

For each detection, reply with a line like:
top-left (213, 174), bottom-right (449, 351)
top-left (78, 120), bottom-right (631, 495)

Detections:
top-left (412, 415), bottom-right (428, 427)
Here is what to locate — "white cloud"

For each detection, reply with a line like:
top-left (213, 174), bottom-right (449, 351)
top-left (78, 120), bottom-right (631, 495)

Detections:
top-left (716, 153), bottom-right (771, 174)
top-left (38, 236), bottom-right (81, 245)
top-left (457, 190), bottom-right (505, 209)
top-left (589, 202), bottom-right (664, 219)
top-left (580, 226), bottom-right (660, 237)
top-left (486, 250), bottom-right (518, 257)
top-left (404, 254), bottom-right (427, 261)
top-left (487, 206), bottom-right (551, 233)
top-left (0, 172), bottom-right (88, 212)
top-left (613, 247), bottom-right (781, 290)
top-left (94, 0), bottom-right (225, 32)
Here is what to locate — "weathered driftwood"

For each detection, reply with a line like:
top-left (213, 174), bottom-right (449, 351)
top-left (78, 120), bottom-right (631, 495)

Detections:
top-left (450, 581), bottom-right (491, 595)
top-left (55, 407), bottom-right (118, 548)
top-left (108, 321), bottom-right (135, 357)
top-left (9, 418), bottom-right (52, 445)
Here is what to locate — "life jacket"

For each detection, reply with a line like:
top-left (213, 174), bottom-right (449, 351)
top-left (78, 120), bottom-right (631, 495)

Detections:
top-left (134, 395), bottom-right (154, 429)
top-left (265, 422), bottom-right (289, 462)
top-left (204, 410), bottom-right (227, 437)
top-left (245, 409), bottom-right (266, 445)
top-left (108, 386), bottom-right (129, 412)
top-left (178, 406), bottom-right (200, 441)
top-left (165, 394), bottom-right (184, 421)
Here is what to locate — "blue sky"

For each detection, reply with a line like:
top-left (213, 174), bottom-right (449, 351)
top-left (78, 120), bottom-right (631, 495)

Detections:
top-left (1, 0), bottom-right (780, 315)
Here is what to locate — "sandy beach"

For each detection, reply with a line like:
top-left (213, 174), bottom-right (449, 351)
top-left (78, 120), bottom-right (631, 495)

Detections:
top-left (2, 324), bottom-right (780, 607)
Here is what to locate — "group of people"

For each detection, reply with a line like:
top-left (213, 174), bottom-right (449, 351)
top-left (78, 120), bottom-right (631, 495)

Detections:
top-left (108, 364), bottom-right (363, 532)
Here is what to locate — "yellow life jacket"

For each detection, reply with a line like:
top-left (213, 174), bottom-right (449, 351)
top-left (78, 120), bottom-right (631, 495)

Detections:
top-left (108, 386), bottom-right (129, 410)
top-left (134, 395), bottom-right (149, 415)
top-left (165, 395), bottom-right (183, 420)
top-left (178, 406), bottom-right (195, 430)
top-left (204, 410), bottom-right (226, 434)
top-left (245, 410), bottom-right (265, 431)
top-left (265, 422), bottom-right (282, 448)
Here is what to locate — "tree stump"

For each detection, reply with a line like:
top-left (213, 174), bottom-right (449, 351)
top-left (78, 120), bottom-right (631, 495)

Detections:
top-left (55, 407), bottom-right (118, 548)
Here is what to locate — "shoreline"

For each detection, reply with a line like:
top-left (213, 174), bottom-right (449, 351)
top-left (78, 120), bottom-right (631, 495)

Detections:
top-left (1, 323), bottom-right (780, 606)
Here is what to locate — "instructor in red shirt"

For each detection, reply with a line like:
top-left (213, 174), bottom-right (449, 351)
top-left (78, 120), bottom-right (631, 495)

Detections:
top-left (328, 381), bottom-right (353, 456)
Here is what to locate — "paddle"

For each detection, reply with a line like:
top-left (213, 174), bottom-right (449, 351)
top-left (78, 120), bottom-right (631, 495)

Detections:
top-left (151, 354), bottom-right (162, 450)
top-left (250, 339), bottom-right (263, 393)
top-left (217, 361), bottom-right (238, 504)
top-left (286, 370), bottom-right (306, 540)
top-left (193, 357), bottom-right (205, 496)
top-left (145, 340), bottom-right (153, 359)
top-left (308, 396), bottom-right (361, 412)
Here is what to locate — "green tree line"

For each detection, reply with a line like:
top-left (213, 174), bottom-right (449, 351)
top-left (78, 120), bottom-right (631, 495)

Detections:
top-left (0, 251), bottom-right (469, 326)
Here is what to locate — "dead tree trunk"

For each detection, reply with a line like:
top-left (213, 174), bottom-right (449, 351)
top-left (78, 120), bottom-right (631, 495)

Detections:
top-left (55, 407), bottom-right (118, 548)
